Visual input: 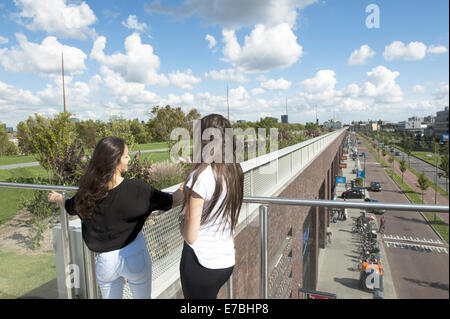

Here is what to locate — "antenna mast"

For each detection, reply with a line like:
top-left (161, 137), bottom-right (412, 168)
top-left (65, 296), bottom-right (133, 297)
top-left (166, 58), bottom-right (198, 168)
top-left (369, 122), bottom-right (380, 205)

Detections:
top-left (62, 52), bottom-right (67, 113)
top-left (227, 85), bottom-right (230, 121)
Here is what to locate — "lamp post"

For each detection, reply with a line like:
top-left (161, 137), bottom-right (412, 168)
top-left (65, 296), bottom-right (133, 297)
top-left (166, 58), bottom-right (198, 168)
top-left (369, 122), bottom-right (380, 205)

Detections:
top-left (434, 142), bottom-right (438, 223)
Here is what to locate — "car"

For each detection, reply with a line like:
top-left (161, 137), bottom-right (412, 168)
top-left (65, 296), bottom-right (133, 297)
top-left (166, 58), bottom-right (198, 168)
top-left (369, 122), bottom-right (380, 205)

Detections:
top-left (370, 182), bottom-right (381, 192)
top-left (364, 198), bottom-right (386, 214)
top-left (395, 151), bottom-right (401, 156)
top-left (390, 148), bottom-right (395, 152)
top-left (341, 188), bottom-right (365, 199)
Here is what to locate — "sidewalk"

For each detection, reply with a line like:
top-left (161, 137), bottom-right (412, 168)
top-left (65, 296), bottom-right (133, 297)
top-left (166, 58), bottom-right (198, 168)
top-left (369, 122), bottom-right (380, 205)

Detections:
top-left (316, 149), bottom-right (397, 299)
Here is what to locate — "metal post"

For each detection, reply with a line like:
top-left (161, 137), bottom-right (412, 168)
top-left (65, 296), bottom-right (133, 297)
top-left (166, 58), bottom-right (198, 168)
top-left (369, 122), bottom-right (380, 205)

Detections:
top-left (434, 143), bottom-right (438, 222)
top-left (259, 205), bottom-right (269, 299)
top-left (60, 192), bottom-right (74, 299)
top-left (82, 242), bottom-right (98, 299)
top-left (226, 274), bottom-right (234, 299)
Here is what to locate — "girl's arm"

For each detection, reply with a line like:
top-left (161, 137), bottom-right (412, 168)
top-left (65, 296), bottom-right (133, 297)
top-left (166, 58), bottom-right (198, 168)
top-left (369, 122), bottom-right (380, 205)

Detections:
top-left (180, 188), bottom-right (204, 245)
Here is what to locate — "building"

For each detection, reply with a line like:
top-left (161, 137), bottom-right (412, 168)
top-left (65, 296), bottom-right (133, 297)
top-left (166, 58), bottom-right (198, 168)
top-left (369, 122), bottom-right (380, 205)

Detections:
top-left (351, 121), bottom-right (377, 131)
top-left (323, 119), bottom-right (342, 129)
top-left (434, 106), bottom-right (449, 139)
top-left (396, 120), bottom-right (426, 136)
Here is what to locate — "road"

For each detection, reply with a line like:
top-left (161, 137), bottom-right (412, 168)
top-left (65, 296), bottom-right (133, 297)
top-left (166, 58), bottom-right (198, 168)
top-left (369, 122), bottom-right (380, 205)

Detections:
top-left (0, 148), bottom-right (171, 170)
top-left (366, 136), bottom-right (448, 192)
top-left (354, 135), bottom-right (449, 298)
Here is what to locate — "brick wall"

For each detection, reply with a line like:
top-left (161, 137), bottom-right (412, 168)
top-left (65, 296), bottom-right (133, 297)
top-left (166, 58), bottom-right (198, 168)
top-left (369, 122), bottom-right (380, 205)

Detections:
top-left (216, 132), bottom-right (346, 299)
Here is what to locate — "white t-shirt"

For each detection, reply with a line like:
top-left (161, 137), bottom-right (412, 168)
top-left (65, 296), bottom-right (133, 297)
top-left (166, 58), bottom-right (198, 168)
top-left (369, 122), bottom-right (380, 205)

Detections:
top-left (184, 165), bottom-right (235, 269)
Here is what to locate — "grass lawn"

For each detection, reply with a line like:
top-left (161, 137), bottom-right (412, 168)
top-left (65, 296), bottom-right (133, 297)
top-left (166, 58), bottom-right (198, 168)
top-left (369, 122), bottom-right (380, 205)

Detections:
top-left (411, 151), bottom-right (442, 166)
top-left (0, 247), bottom-right (56, 298)
top-left (131, 142), bottom-right (169, 152)
top-left (137, 151), bottom-right (171, 163)
top-left (0, 165), bottom-right (49, 225)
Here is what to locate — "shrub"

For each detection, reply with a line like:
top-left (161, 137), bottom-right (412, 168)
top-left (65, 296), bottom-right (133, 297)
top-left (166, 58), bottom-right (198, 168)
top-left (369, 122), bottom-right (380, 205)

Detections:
top-left (148, 160), bottom-right (188, 190)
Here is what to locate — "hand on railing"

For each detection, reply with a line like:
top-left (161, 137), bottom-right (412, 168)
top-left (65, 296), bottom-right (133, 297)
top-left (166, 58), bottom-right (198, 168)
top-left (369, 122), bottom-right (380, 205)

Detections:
top-left (48, 190), bottom-right (65, 209)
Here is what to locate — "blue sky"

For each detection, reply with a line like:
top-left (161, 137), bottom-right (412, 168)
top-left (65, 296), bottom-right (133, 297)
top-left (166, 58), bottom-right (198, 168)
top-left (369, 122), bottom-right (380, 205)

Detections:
top-left (0, 0), bottom-right (448, 128)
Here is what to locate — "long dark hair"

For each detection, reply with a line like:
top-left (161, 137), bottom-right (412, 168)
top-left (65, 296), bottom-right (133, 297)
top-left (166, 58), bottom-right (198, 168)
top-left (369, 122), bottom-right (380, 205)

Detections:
top-left (181, 114), bottom-right (244, 233)
top-left (75, 136), bottom-right (126, 219)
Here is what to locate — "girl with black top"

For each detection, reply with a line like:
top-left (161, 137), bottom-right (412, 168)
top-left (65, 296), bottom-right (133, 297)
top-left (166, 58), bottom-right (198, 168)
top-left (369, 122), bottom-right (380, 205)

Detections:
top-left (48, 136), bottom-right (183, 299)
top-left (179, 114), bottom-right (244, 299)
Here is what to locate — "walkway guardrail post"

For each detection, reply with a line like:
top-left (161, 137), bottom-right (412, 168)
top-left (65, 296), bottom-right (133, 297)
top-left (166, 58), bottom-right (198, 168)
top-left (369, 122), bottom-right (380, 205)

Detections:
top-left (60, 192), bottom-right (74, 299)
top-left (226, 274), bottom-right (233, 299)
top-left (82, 242), bottom-right (98, 299)
top-left (259, 205), bottom-right (269, 299)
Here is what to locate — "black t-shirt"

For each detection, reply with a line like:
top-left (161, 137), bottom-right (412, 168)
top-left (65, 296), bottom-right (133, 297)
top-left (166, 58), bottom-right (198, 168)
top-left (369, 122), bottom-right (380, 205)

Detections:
top-left (65, 178), bottom-right (173, 253)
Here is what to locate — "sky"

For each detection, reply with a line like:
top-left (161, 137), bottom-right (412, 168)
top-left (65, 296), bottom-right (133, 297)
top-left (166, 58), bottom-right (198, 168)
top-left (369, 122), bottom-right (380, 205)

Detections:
top-left (0, 0), bottom-right (448, 129)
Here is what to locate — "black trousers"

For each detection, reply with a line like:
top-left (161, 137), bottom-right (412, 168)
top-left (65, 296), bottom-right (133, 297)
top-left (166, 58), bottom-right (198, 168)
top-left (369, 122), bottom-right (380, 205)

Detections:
top-left (180, 241), bottom-right (234, 299)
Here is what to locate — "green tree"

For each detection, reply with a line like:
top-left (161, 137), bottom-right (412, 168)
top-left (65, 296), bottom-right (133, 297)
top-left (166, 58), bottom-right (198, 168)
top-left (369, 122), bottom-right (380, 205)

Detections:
top-left (17, 112), bottom-right (74, 176)
top-left (417, 170), bottom-right (430, 202)
top-left (130, 119), bottom-right (151, 144)
top-left (147, 105), bottom-right (189, 143)
top-left (404, 138), bottom-right (414, 167)
top-left (74, 119), bottom-right (98, 149)
top-left (96, 116), bottom-right (136, 151)
top-left (0, 124), bottom-right (17, 156)
top-left (400, 158), bottom-right (407, 183)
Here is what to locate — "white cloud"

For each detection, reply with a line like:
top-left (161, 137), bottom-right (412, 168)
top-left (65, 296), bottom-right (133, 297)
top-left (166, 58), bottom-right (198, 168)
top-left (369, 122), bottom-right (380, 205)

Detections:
top-left (0, 33), bottom-right (87, 76)
top-left (146, 0), bottom-right (318, 29)
top-left (348, 44), bottom-right (375, 65)
top-left (90, 33), bottom-right (169, 86)
top-left (433, 82), bottom-right (449, 102)
top-left (362, 66), bottom-right (403, 103)
top-left (0, 80), bottom-right (40, 108)
top-left (300, 70), bottom-right (337, 95)
top-left (168, 69), bottom-right (201, 90)
top-left (0, 36), bottom-right (8, 45)
top-left (251, 87), bottom-right (266, 95)
top-left (100, 66), bottom-right (161, 106)
top-left (383, 41), bottom-right (427, 61)
top-left (14, 0), bottom-right (97, 40)
top-left (122, 15), bottom-right (148, 32)
top-left (412, 85), bottom-right (426, 94)
top-left (205, 34), bottom-right (217, 49)
top-left (260, 77), bottom-right (291, 90)
top-left (204, 68), bottom-right (249, 83)
top-left (339, 83), bottom-right (361, 97)
top-left (222, 23), bottom-right (303, 73)
top-left (427, 45), bottom-right (448, 54)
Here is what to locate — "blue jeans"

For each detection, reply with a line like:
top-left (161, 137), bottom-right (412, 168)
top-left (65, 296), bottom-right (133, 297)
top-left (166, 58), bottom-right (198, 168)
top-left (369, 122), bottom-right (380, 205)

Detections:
top-left (96, 232), bottom-right (152, 299)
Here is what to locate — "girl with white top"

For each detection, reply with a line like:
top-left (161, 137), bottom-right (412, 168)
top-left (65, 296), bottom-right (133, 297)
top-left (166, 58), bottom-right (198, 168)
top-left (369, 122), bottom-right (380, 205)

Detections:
top-left (179, 114), bottom-right (244, 299)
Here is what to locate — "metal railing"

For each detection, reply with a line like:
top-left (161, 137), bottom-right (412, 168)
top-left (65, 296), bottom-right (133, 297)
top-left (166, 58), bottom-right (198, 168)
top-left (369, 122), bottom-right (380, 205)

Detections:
top-left (1, 181), bottom-right (448, 299)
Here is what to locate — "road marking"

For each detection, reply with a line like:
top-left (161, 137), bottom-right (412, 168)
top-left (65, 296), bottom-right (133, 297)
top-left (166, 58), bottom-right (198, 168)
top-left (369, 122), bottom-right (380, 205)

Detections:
top-left (384, 241), bottom-right (448, 254)
top-left (382, 234), bottom-right (443, 245)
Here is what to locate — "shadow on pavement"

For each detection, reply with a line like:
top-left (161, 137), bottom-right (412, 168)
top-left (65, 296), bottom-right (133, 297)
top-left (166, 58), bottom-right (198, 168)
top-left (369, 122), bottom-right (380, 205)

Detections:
top-left (403, 278), bottom-right (449, 292)
top-left (333, 277), bottom-right (361, 290)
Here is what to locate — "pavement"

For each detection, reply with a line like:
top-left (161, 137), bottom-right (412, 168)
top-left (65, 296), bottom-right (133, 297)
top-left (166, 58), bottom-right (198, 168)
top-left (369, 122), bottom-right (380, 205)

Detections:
top-left (316, 145), bottom-right (397, 299)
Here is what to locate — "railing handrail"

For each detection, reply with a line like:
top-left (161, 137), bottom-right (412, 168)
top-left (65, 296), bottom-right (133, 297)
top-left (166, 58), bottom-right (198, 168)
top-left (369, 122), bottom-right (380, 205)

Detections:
top-left (1, 182), bottom-right (448, 213)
